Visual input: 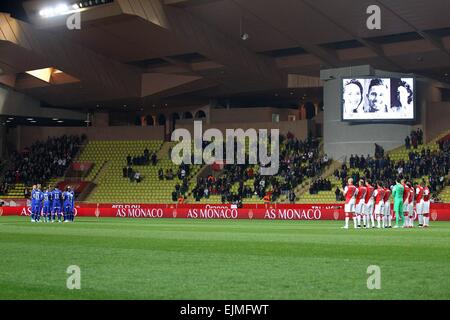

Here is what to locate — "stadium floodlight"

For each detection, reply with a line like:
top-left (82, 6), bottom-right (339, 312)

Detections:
top-left (39, 3), bottom-right (74, 18)
top-left (27, 118), bottom-right (34, 121)
top-left (39, 8), bottom-right (53, 17)
top-left (52, 118), bottom-right (59, 121)
top-left (55, 4), bottom-right (69, 14)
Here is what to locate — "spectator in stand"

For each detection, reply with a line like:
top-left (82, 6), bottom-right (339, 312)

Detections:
top-left (411, 132), bottom-right (418, 149)
top-left (134, 171), bottom-right (141, 183)
top-left (158, 168), bottom-right (164, 180)
top-left (417, 128), bottom-right (423, 145)
top-left (151, 153), bottom-right (157, 166)
top-left (129, 168), bottom-right (135, 182)
top-left (0, 182), bottom-right (8, 195)
top-left (165, 169), bottom-right (174, 180)
top-left (405, 136), bottom-right (411, 149)
top-left (24, 187), bottom-right (30, 199)
top-left (288, 190), bottom-right (296, 204)
top-left (335, 187), bottom-right (341, 201)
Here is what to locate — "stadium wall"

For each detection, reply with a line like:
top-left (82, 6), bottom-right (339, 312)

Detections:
top-left (209, 107), bottom-right (299, 123)
top-left (425, 102), bottom-right (450, 142)
top-left (322, 65), bottom-right (439, 160)
top-left (174, 120), bottom-right (308, 140)
top-left (1, 203), bottom-right (450, 221)
top-left (10, 125), bottom-right (165, 150)
top-left (0, 85), bottom-right (84, 120)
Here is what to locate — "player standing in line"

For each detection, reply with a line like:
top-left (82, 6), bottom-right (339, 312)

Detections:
top-left (30, 184), bottom-right (37, 222)
top-left (63, 186), bottom-right (72, 223)
top-left (42, 186), bottom-right (53, 223)
top-left (383, 183), bottom-right (392, 228)
top-left (392, 179), bottom-right (404, 228)
top-left (403, 181), bottom-right (411, 228)
top-left (422, 183), bottom-right (431, 227)
top-left (373, 181), bottom-right (385, 229)
top-left (407, 182), bottom-right (415, 228)
top-left (69, 186), bottom-right (75, 222)
top-left (355, 180), bottom-right (367, 228)
top-left (52, 185), bottom-right (63, 223)
top-left (415, 182), bottom-right (424, 227)
top-left (402, 180), bottom-right (411, 228)
top-left (35, 184), bottom-right (44, 223)
top-left (341, 178), bottom-right (358, 229)
top-left (364, 180), bottom-right (375, 228)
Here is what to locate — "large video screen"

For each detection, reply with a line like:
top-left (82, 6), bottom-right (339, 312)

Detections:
top-left (341, 77), bottom-right (415, 121)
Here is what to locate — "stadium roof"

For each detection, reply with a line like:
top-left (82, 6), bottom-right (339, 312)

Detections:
top-left (0, 0), bottom-right (449, 111)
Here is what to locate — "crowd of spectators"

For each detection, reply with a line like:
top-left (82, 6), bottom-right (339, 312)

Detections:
top-left (309, 178), bottom-right (332, 194)
top-left (171, 133), bottom-right (330, 204)
top-left (1, 135), bottom-right (84, 190)
top-left (126, 148), bottom-right (157, 167)
top-left (0, 182), bottom-right (9, 195)
top-left (122, 166), bottom-right (142, 183)
top-left (405, 128), bottom-right (424, 149)
top-left (335, 137), bottom-right (449, 196)
top-left (122, 148), bottom-right (159, 183)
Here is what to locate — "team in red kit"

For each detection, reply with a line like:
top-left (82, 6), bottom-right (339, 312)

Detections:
top-left (341, 177), bottom-right (431, 229)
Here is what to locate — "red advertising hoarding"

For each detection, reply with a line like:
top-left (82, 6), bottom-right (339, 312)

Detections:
top-left (1, 203), bottom-right (449, 221)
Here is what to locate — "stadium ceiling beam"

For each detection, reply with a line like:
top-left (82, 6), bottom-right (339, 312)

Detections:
top-left (159, 56), bottom-right (231, 94)
top-left (375, 0), bottom-right (450, 59)
top-left (230, 0), bottom-right (342, 69)
top-left (164, 0), bottom-right (224, 7)
top-left (117, 0), bottom-right (287, 89)
top-left (300, 0), bottom-right (405, 72)
top-left (0, 13), bottom-right (142, 100)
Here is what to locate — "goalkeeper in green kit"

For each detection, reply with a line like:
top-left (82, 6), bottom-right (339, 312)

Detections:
top-left (392, 179), bottom-right (405, 228)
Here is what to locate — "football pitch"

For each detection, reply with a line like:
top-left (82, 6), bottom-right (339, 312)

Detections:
top-left (0, 216), bottom-right (449, 300)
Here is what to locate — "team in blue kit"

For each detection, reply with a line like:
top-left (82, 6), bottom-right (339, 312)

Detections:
top-left (29, 184), bottom-right (75, 223)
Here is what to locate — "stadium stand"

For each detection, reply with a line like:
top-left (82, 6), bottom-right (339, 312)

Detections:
top-left (0, 135), bottom-right (84, 199)
top-left (183, 134), bottom-right (330, 204)
top-left (297, 129), bottom-right (450, 203)
top-left (76, 140), bottom-right (203, 203)
top-left (1, 129), bottom-right (447, 205)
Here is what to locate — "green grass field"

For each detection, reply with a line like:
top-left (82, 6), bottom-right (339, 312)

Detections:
top-left (1, 217), bottom-right (449, 300)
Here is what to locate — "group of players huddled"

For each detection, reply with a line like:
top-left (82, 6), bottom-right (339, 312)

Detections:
top-left (30, 184), bottom-right (75, 223)
top-left (341, 178), bottom-right (431, 229)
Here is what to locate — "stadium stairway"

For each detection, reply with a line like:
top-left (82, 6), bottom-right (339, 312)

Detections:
top-left (440, 186), bottom-right (450, 202)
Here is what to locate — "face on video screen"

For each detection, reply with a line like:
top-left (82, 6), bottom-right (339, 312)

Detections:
top-left (392, 78), bottom-right (414, 112)
top-left (343, 81), bottom-right (363, 113)
top-left (366, 79), bottom-right (388, 113)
